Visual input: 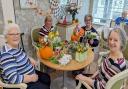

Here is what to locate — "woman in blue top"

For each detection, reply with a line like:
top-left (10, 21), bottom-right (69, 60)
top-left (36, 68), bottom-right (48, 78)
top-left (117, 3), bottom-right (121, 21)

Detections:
top-left (115, 10), bottom-right (128, 25)
top-left (72, 14), bottom-right (99, 77)
top-left (80, 14), bottom-right (99, 47)
top-left (0, 23), bottom-right (50, 89)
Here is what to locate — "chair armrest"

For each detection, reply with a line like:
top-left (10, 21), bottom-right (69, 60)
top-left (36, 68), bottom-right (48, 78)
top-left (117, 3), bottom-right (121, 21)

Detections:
top-left (0, 80), bottom-right (27, 89)
top-left (106, 69), bottom-right (128, 89)
top-left (98, 51), bottom-right (109, 66)
top-left (75, 80), bottom-right (92, 89)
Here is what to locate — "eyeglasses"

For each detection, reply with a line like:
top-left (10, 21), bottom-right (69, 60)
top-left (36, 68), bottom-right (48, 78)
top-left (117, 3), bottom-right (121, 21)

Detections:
top-left (7, 33), bottom-right (20, 36)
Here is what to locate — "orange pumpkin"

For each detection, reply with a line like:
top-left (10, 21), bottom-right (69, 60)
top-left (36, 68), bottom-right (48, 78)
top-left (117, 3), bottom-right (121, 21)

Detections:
top-left (71, 34), bottom-right (79, 41)
top-left (78, 28), bottom-right (85, 37)
top-left (39, 46), bottom-right (53, 59)
top-left (71, 28), bottom-right (85, 42)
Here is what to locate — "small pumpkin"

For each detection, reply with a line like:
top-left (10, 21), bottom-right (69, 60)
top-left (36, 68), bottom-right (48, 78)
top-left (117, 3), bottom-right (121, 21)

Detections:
top-left (78, 28), bottom-right (85, 37)
top-left (71, 34), bottom-right (79, 41)
top-left (39, 46), bottom-right (54, 59)
top-left (71, 28), bottom-right (85, 42)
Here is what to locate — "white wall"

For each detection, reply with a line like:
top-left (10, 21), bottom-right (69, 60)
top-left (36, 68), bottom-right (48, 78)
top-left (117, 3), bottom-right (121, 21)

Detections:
top-left (76, 0), bottom-right (89, 26)
top-left (1, 0), bottom-right (15, 26)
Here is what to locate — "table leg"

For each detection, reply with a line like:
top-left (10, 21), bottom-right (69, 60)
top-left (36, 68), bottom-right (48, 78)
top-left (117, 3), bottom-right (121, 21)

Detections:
top-left (62, 71), bottom-right (67, 89)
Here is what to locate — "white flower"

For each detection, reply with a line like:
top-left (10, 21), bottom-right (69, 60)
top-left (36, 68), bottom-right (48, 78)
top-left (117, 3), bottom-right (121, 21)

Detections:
top-left (58, 54), bottom-right (72, 65)
top-left (44, 35), bottom-right (48, 42)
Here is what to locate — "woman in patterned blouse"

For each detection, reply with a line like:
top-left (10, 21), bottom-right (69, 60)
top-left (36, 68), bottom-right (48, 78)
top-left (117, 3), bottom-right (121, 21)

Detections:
top-left (75, 27), bottom-right (127, 89)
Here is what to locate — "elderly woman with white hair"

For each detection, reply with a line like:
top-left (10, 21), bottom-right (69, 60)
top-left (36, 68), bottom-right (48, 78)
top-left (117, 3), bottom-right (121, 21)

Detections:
top-left (0, 23), bottom-right (51, 89)
top-left (115, 10), bottom-right (128, 25)
top-left (75, 27), bottom-right (127, 89)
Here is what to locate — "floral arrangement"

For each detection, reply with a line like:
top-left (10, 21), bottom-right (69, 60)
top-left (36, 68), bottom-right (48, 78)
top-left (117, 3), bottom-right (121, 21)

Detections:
top-left (48, 28), bottom-right (62, 51)
top-left (67, 42), bottom-right (88, 62)
top-left (76, 43), bottom-right (88, 53)
top-left (75, 43), bottom-right (88, 62)
top-left (49, 54), bottom-right (72, 65)
top-left (69, 42), bottom-right (87, 53)
top-left (66, 3), bottom-right (78, 21)
top-left (86, 31), bottom-right (97, 40)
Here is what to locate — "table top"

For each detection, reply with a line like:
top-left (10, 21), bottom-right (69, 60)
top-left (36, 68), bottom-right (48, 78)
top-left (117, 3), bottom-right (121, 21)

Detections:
top-left (38, 48), bottom-right (94, 71)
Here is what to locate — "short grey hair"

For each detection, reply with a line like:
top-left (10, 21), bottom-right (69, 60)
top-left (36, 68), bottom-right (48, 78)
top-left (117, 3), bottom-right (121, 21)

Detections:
top-left (3, 23), bottom-right (20, 36)
top-left (108, 27), bottom-right (128, 51)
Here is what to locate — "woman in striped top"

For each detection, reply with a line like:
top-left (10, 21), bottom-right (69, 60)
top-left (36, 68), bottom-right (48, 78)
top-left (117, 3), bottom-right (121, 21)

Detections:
top-left (0, 23), bottom-right (50, 89)
top-left (39, 15), bottom-right (53, 44)
top-left (75, 27), bottom-right (127, 89)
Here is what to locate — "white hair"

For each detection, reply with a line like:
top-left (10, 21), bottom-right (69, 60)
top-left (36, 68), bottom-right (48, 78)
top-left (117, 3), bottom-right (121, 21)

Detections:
top-left (3, 23), bottom-right (20, 36)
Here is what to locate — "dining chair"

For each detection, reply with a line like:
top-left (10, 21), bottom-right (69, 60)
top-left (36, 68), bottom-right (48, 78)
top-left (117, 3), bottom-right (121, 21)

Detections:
top-left (31, 27), bottom-right (41, 71)
top-left (31, 27), bottom-right (40, 49)
top-left (0, 35), bottom-right (27, 89)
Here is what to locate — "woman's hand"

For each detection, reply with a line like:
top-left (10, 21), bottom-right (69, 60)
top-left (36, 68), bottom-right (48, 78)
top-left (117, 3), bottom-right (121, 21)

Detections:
top-left (75, 74), bottom-right (94, 86)
top-left (89, 39), bottom-right (94, 45)
top-left (24, 74), bottom-right (38, 83)
top-left (31, 74), bottom-right (38, 82)
top-left (75, 74), bottom-right (86, 81)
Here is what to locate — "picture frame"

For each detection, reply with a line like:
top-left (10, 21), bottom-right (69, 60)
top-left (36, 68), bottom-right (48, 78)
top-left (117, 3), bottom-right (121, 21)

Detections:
top-left (20, 0), bottom-right (37, 9)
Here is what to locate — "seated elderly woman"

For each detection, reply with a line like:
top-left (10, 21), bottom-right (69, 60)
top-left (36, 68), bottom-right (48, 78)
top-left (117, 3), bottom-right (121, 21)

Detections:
top-left (0, 23), bottom-right (51, 89)
top-left (75, 27), bottom-right (127, 89)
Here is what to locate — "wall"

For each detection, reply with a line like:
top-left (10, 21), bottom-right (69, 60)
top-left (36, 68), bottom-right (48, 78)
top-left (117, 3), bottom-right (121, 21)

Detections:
top-left (13, 0), bottom-right (47, 56)
top-left (13, 0), bottom-right (89, 56)
top-left (76, 0), bottom-right (89, 26)
top-left (1, 0), bottom-right (15, 26)
top-left (0, 0), bottom-right (4, 34)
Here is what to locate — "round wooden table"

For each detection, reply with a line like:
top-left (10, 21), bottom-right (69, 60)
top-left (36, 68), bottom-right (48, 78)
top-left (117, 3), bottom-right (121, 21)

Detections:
top-left (37, 48), bottom-right (94, 89)
top-left (38, 48), bottom-right (94, 71)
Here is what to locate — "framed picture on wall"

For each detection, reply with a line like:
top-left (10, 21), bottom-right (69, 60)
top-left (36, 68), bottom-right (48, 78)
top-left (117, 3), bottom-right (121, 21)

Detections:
top-left (20, 0), bottom-right (37, 9)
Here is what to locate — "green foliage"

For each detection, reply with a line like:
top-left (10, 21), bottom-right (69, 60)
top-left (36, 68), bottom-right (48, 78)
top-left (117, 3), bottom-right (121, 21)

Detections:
top-left (86, 32), bottom-right (97, 39)
top-left (49, 57), bottom-right (59, 64)
top-left (36, 43), bottom-right (42, 48)
top-left (69, 42), bottom-right (87, 53)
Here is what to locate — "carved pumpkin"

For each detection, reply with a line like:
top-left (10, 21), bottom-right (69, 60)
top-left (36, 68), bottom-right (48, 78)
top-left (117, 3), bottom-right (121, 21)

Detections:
top-left (71, 34), bottom-right (79, 41)
top-left (71, 28), bottom-right (85, 41)
top-left (39, 46), bottom-right (53, 59)
top-left (78, 28), bottom-right (85, 37)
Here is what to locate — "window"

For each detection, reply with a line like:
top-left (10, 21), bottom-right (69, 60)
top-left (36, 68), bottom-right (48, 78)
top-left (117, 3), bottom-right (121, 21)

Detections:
top-left (60, 0), bottom-right (68, 5)
top-left (92, 0), bottom-right (128, 24)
